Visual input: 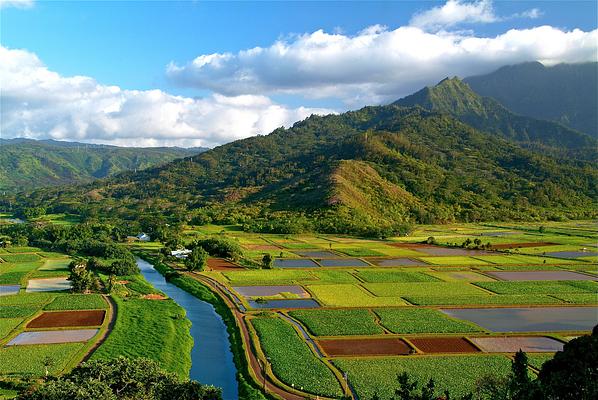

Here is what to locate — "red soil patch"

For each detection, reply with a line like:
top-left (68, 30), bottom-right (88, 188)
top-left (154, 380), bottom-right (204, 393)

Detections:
top-left (243, 244), bottom-right (281, 251)
top-left (27, 310), bottom-right (106, 328)
top-left (142, 294), bottom-right (167, 300)
top-left (317, 338), bottom-right (412, 356)
top-left (491, 242), bottom-right (556, 249)
top-left (116, 280), bottom-right (129, 285)
top-left (410, 337), bottom-right (479, 353)
top-left (207, 258), bottom-right (242, 271)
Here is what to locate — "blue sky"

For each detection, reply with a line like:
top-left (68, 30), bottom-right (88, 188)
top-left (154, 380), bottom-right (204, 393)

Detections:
top-left (1, 1), bottom-right (597, 147)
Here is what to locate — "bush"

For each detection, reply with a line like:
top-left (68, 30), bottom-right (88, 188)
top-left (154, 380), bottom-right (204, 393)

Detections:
top-left (108, 259), bottom-right (140, 276)
top-left (193, 237), bottom-right (243, 260)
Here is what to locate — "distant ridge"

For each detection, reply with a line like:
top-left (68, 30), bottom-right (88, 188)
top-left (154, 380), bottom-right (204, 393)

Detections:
top-left (464, 62), bottom-right (598, 137)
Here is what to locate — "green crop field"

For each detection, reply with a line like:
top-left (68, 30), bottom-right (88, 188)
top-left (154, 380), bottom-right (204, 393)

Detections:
top-left (362, 282), bottom-right (487, 297)
top-left (374, 308), bottom-right (483, 334)
top-left (356, 270), bottom-right (440, 283)
top-left (0, 253), bottom-right (42, 263)
top-left (223, 269), bottom-right (314, 286)
top-left (418, 256), bottom-right (488, 265)
top-left (334, 355), bottom-right (513, 399)
top-left (43, 294), bottom-right (107, 310)
top-left (551, 293), bottom-right (598, 304)
top-left (0, 343), bottom-right (86, 377)
top-left (0, 305), bottom-right (39, 319)
top-left (251, 316), bottom-right (342, 397)
top-left (335, 248), bottom-right (385, 257)
top-left (404, 294), bottom-right (562, 306)
top-left (474, 281), bottom-right (595, 295)
top-left (288, 309), bottom-right (384, 336)
top-left (0, 318), bottom-right (22, 339)
top-left (307, 284), bottom-right (407, 307)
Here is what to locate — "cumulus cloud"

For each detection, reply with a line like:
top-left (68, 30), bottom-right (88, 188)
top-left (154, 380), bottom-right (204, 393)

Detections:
top-left (0, 0), bottom-right (34, 9)
top-left (410, 0), bottom-right (498, 30)
top-left (0, 46), bottom-right (333, 148)
top-left (167, 25), bottom-right (598, 106)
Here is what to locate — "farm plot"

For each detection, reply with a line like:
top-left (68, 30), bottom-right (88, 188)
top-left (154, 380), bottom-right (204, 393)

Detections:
top-left (356, 270), bottom-right (439, 283)
top-left (274, 259), bottom-right (320, 268)
top-left (0, 285), bottom-right (20, 296)
top-left (43, 294), bottom-right (107, 310)
top-left (416, 247), bottom-right (492, 256)
top-left (317, 258), bottom-right (370, 267)
top-left (248, 299), bottom-right (320, 309)
top-left (551, 293), bottom-right (598, 304)
top-left (294, 250), bottom-right (338, 258)
top-left (369, 258), bottom-right (429, 267)
top-left (470, 336), bottom-right (564, 353)
top-left (474, 281), bottom-right (595, 295)
top-left (223, 270), bottom-right (314, 285)
top-left (27, 310), bottom-right (106, 328)
top-left (409, 337), bottom-right (479, 353)
top-left (0, 342), bottom-right (85, 377)
top-left (0, 254), bottom-right (42, 263)
top-left (374, 308), bottom-right (482, 334)
top-left (363, 282), bottom-right (487, 297)
top-left (318, 338), bottom-right (411, 356)
top-left (405, 294), bottom-right (561, 306)
top-left (486, 271), bottom-right (596, 281)
top-left (0, 305), bottom-right (40, 318)
top-left (26, 277), bottom-right (71, 292)
top-left (418, 256), bottom-right (488, 266)
top-left (307, 284), bottom-right (407, 307)
top-left (545, 251), bottom-right (597, 259)
top-left (7, 329), bottom-right (99, 345)
top-left (0, 318), bottom-right (21, 338)
top-left (233, 285), bottom-right (309, 298)
top-left (288, 309), bottom-right (384, 336)
top-left (207, 258), bottom-right (241, 271)
top-left (426, 271), bottom-right (495, 282)
top-left (335, 248), bottom-right (385, 257)
top-left (334, 355), bottom-right (512, 399)
top-left (441, 307), bottom-right (598, 332)
top-left (475, 255), bottom-right (556, 265)
top-left (250, 317), bottom-right (342, 397)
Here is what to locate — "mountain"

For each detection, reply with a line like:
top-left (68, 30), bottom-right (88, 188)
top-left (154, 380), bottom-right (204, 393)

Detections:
top-left (12, 105), bottom-right (596, 236)
top-left (464, 62), bottom-right (598, 137)
top-left (0, 139), bottom-right (206, 192)
top-left (393, 77), bottom-right (596, 154)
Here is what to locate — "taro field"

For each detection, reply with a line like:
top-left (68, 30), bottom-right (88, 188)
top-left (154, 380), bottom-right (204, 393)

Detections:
top-left (187, 220), bottom-right (598, 399)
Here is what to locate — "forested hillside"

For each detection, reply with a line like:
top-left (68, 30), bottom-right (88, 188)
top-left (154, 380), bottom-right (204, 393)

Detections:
top-left (0, 139), bottom-right (205, 192)
top-left (464, 62), bottom-right (598, 137)
top-left (8, 105), bottom-right (596, 236)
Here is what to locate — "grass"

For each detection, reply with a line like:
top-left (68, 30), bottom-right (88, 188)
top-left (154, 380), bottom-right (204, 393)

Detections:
top-left (0, 271), bottom-right (26, 285)
top-left (288, 309), bottom-right (384, 336)
top-left (356, 270), bottom-right (440, 283)
top-left (362, 282), bottom-right (487, 297)
top-left (374, 308), bottom-right (483, 334)
top-left (474, 281), bottom-right (595, 295)
top-left (4, 247), bottom-right (42, 254)
top-left (334, 355), bottom-right (512, 399)
top-left (251, 316), bottom-right (342, 397)
top-left (404, 294), bottom-right (562, 306)
top-left (0, 318), bottom-right (22, 339)
top-left (550, 293), bottom-right (598, 304)
top-left (0, 254), bottom-right (42, 263)
top-left (43, 294), bottom-right (107, 310)
top-left (0, 293), bottom-right (55, 306)
top-left (307, 284), bottom-right (407, 307)
top-left (90, 296), bottom-right (192, 378)
top-left (0, 343), bottom-right (85, 377)
top-left (39, 259), bottom-right (71, 271)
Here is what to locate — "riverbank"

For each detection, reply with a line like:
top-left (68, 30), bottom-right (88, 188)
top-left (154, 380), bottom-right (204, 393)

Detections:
top-left (137, 252), bottom-right (269, 400)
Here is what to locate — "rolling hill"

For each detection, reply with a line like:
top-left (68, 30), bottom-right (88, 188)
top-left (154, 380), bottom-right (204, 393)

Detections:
top-left (11, 105), bottom-right (596, 236)
top-left (464, 62), bottom-right (598, 138)
top-left (0, 139), bottom-right (206, 192)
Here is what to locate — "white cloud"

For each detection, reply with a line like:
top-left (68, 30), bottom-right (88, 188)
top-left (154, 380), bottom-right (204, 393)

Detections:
top-left (0, 0), bottom-right (34, 9)
top-left (167, 25), bottom-right (598, 107)
top-left (0, 46), bottom-right (334, 148)
top-left (410, 0), bottom-right (498, 30)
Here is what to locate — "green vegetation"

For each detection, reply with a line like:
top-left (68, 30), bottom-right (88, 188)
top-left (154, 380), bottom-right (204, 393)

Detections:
top-left (334, 355), bottom-right (512, 399)
top-left (374, 308), bottom-right (482, 334)
top-left (1, 254), bottom-right (41, 263)
top-left (288, 309), bottom-right (384, 336)
top-left (0, 305), bottom-right (39, 318)
top-left (0, 138), bottom-right (202, 192)
top-left (474, 281), bottom-right (595, 295)
top-left (43, 294), bottom-right (107, 310)
top-left (404, 294), bottom-right (561, 306)
top-left (251, 317), bottom-right (342, 397)
top-left (363, 282), bottom-right (487, 297)
top-left (356, 270), bottom-right (439, 283)
top-left (307, 284), bottom-right (407, 307)
top-left (0, 318), bottom-right (21, 338)
top-left (0, 343), bottom-right (85, 377)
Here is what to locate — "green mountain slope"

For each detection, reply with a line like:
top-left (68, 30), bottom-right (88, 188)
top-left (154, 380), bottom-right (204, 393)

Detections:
top-left (393, 77), bottom-right (595, 153)
top-left (0, 139), bottom-right (205, 192)
top-left (12, 106), bottom-right (596, 236)
top-left (464, 62), bottom-right (598, 137)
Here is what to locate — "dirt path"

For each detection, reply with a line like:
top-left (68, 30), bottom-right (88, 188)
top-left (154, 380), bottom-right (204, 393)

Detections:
top-left (186, 273), bottom-right (309, 400)
top-left (81, 294), bottom-right (116, 363)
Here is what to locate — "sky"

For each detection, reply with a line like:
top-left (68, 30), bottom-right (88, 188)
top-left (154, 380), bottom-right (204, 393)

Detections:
top-left (1, 0), bottom-right (597, 148)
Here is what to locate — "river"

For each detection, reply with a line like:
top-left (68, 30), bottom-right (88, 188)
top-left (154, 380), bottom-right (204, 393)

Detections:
top-left (136, 258), bottom-right (239, 399)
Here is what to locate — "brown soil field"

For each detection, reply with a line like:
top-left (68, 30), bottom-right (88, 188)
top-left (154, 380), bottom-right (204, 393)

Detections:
top-left (491, 242), bottom-right (555, 249)
top-left (142, 294), bottom-right (167, 300)
top-left (207, 258), bottom-right (242, 271)
top-left (317, 338), bottom-right (412, 356)
top-left (409, 337), bottom-right (480, 353)
top-left (27, 310), bottom-right (106, 328)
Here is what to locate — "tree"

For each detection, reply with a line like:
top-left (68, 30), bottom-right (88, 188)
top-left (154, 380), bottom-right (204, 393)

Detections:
top-left (508, 351), bottom-right (534, 399)
top-left (17, 357), bottom-right (222, 400)
top-left (42, 356), bottom-right (55, 378)
top-left (185, 247), bottom-right (208, 272)
top-left (262, 254), bottom-right (273, 269)
top-left (68, 262), bottom-right (97, 293)
top-left (108, 258), bottom-right (139, 275)
top-left (107, 274), bottom-right (117, 293)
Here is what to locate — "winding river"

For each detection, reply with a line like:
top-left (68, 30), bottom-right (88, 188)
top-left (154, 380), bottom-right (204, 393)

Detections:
top-left (136, 258), bottom-right (239, 399)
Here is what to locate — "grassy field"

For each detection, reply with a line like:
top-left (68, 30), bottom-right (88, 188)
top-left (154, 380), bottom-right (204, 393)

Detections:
top-left (250, 316), bottom-right (343, 397)
top-left (307, 284), bottom-right (407, 307)
top-left (374, 308), bottom-right (483, 334)
top-left (288, 309), bottom-right (384, 336)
